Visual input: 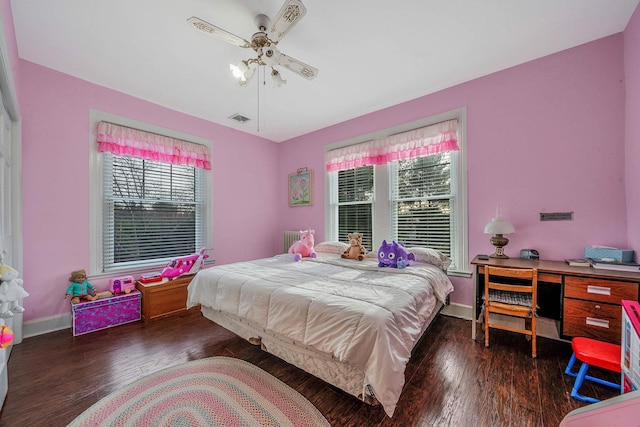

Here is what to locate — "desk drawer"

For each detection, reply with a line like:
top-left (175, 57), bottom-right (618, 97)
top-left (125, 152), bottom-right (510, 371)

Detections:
top-left (563, 298), bottom-right (621, 344)
top-left (564, 276), bottom-right (638, 304)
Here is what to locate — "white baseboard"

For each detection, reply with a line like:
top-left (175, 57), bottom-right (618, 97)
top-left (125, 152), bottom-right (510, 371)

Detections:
top-left (21, 302), bottom-right (564, 342)
top-left (23, 313), bottom-right (71, 339)
top-left (441, 302), bottom-right (471, 319)
top-left (441, 302), bottom-right (563, 341)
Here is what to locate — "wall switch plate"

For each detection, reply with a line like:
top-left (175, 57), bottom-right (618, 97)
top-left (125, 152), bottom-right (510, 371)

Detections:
top-left (540, 212), bottom-right (573, 221)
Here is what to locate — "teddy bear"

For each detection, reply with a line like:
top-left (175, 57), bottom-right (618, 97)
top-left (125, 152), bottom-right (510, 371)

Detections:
top-left (0, 264), bottom-right (29, 318)
top-left (341, 232), bottom-right (366, 261)
top-left (65, 269), bottom-right (98, 304)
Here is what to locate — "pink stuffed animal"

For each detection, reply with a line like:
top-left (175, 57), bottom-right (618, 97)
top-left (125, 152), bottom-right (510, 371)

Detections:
top-left (0, 325), bottom-right (13, 348)
top-left (288, 228), bottom-right (317, 262)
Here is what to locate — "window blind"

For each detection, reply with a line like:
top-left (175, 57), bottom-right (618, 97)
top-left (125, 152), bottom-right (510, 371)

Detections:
top-left (336, 166), bottom-right (374, 250)
top-left (102, 153), bottom-right (206, 270)
top-left (390, 153), bottom-right (453, 256)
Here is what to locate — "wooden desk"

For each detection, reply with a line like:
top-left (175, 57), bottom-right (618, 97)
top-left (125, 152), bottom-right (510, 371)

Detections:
top-left (471, 256), bottom-right (640, 344)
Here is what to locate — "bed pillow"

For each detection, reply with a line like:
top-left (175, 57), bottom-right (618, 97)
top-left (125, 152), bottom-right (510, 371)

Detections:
top-left (408, 247), bottom-right (452, 271)
top-left (314, 241), bottom-right (349, 254)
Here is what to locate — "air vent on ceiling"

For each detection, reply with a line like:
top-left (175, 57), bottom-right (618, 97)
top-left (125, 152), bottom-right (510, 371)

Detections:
top-left (229, 113), bottom-right (251, 123)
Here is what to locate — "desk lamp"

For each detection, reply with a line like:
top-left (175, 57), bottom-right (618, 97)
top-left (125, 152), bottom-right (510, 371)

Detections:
top-left (484, 209), bottom-right (515, 259)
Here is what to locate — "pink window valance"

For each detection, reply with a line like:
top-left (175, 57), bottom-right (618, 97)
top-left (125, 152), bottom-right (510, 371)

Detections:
top-left (326, 119), bottom-right (459, 172)
top-left (96, 121), bottom-right (211, 170)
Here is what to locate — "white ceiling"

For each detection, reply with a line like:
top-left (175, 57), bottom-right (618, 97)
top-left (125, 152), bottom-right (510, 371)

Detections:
top-left (10, 0), bottom-right (640, 142)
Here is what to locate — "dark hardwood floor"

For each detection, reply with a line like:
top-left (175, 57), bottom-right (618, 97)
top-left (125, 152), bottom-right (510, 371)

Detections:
top-left (0, 310), bottom-right (619, 426)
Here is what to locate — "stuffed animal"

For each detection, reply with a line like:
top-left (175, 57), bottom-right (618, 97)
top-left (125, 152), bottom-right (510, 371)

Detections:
top-left (0, 264), bottom-right (29, 318)
top-left (65, 269), bottom-right (98, 304)
top-left (377, 240), bottom-right (415, 269)
top-left (341, 233), bottom-right (366, 261)
top-left (0, 325), bottom-right (14, 348)
top-left (288, 228), bottom-right (317, 262)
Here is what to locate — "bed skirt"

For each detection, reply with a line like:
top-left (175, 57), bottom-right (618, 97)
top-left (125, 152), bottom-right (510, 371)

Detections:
top-left (200, 300), bottom-right (444, 404)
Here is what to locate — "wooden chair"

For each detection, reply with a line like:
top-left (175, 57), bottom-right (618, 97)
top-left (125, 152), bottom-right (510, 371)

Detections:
top-left (484, 266), bottom-right (538, 358)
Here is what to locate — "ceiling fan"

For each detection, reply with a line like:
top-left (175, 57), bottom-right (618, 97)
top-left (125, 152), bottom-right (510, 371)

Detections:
top-left (188, 0), bottom-right (318, 87)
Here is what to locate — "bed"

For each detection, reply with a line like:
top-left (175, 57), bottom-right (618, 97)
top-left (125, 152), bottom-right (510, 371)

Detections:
top-left (186, 242), bottom-right (454, 417)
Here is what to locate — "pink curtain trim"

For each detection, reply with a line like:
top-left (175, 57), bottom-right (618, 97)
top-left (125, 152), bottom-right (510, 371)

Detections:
top-left (98, 141), bottom-right (211, 170)
top-left (96, 122), bottom-right (211, 170)
top-left (325, 119), bottom-right (460, 172)
top-left (326, 139), bottom-right (459, 172)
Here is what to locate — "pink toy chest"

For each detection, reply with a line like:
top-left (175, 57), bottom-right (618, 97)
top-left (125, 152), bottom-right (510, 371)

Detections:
top-left (71, 291), bottom-right (141, 336)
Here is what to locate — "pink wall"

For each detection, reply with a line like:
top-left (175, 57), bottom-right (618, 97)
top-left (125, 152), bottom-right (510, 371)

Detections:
top-left (279, 34), bottom-right (629, 308)
top-left (626, 5), bottom-right (640, 253)
top-left (18, 61), bottom-right (280, 321)
top-left (6, 3), bottom-right (640, 323)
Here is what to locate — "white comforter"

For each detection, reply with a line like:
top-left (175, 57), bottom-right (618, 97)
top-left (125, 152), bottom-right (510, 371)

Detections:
top-left (186, 253), bottom-right (454, 416)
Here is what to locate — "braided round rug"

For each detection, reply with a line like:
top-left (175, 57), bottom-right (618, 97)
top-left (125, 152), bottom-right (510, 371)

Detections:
top-left (68, 356), bottom-right (330, 427)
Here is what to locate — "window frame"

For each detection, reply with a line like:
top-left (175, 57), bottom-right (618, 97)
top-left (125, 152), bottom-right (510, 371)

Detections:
top-left (89, 110), bottom-right (213, 277)
top-left (330, 165), bottom-right (375, 251)
top-left (324, 108), bottom-right (469, 276)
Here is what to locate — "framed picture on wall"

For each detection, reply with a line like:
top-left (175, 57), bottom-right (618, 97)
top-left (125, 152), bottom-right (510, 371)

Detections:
top-left (289, 168), bottom-right (313, 207)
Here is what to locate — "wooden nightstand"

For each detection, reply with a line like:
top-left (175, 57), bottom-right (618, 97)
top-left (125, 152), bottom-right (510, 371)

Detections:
top-left (136, 275), bottom-right (197, 321)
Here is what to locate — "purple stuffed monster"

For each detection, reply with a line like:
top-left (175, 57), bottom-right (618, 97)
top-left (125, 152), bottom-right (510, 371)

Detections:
top-left (377, 240), bottom-right (415, 269)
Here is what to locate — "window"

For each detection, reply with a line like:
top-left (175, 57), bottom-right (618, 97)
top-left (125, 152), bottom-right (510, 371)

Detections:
top-left (325, 109), bottom-right (468, 274)
top-left (103, 154), bottom-right (206, 267)
top-left (336, 166), bottom-right (374, 250)
top-left (390, 153), bottom-right (453, 255)
top-left (90, 112), bottom-right (212, 276)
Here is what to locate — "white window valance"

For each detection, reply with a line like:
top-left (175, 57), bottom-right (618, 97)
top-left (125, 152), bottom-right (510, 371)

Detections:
top-left (326, 119), bottom-right (459, 172)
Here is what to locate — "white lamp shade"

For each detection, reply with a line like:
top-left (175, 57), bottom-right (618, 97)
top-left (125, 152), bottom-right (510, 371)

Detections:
top-left (484, 218), bottom-right (515, 235)
top-left (229, 62), bottom-right (246, 79)
top-left (271, 69), bottom-right (287, 87)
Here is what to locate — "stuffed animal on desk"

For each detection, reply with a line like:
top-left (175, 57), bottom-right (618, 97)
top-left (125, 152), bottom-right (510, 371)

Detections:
top-left (0, 264), bottom-right (29, 318)
top-left (65, 269), bottom-right (98, 304)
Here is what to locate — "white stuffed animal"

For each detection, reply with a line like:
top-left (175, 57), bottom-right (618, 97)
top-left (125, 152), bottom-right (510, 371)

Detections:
top-left (0, 265), bottom-right (29, 318)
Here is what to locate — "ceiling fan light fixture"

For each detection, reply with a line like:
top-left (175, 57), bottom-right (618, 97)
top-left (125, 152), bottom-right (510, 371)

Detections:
top-left (230, 60), bottom-right (258, 85)
top-left (271, 69), bottom-right (287, 87)
top-left (229, 61), bottom-right (247, 80)
top-left (262, 46), bottom-right (281, 67)
top-left (192, 0), bottom-right (317, 89)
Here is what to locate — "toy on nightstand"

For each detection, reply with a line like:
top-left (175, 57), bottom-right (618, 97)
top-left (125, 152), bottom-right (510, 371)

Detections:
top-left (0, 263), bottom-right (29, 318)
top-left (65, 270), bottom-right (99, 304)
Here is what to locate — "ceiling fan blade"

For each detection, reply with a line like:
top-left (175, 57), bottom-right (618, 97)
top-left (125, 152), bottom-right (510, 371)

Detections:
top-left (278, 53), bottom-right (318, 80)
top-left (187, 17), bottom-right (251, 48)
top-left (268, 0), bottom-right (307, 42)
